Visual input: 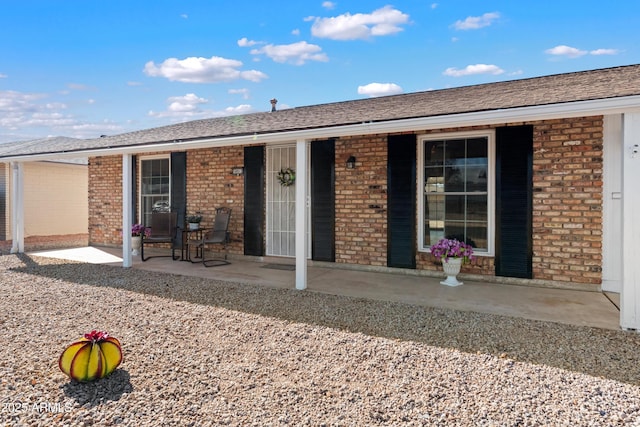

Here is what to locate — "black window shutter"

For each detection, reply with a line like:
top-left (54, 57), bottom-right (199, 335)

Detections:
top-left (495, 126), bottom-right (533, 278)
top-left (311, 140), bottom-right (335, 262)
top-left (170, 152), bottom-right (187, 246)
top-left (387, 134), bottom-right (416, 269)
top-left (244, 146), bottom-right (265, 256)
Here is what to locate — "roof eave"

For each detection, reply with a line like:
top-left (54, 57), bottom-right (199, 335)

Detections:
top-left (4, 95), bottom-right (640, 162)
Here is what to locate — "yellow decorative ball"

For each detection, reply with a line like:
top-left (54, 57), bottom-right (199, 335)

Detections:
top-left (59, 330), bottom-right (123, 382)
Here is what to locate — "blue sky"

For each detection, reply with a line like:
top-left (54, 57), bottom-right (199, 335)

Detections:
top-left (1, 1), bottom-right (639, 144)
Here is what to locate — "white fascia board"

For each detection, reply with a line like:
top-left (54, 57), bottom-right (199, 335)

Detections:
top-left (4, 95), bottom-right (640, 163)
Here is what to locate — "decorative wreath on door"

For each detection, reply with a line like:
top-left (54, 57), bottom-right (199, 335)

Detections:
top-left (277, 168), bottom-right (296, 186)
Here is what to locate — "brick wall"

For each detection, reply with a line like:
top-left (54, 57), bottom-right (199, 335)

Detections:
top-left (186, 146), bottom-right (245, 255)
top-left (531, 117), bottom-right (603, 284)
top-left (89, 155), bottom-right (123, 245)
top-left (335, 136), bottom-right (388, 266)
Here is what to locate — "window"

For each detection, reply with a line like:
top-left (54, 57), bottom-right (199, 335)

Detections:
top-left (140, 156), bottom-right (170, 226)
top-left (418, 131), bottom-right (494, 254)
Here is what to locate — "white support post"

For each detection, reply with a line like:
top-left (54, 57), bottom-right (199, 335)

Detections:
top-left (621, 113), bottom-right (640, 330)
top-left (602, 114), bottom-right (623, 293)
top-left (10, 162), bottom-right (24, 254)
top-left (122, 154), bottom-right (133, 268)
top-left (295, 139), bottom-right (308, 290)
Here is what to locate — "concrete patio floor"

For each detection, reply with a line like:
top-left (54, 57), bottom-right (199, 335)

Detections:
top-left (29, 246), bottom-right (622, 331)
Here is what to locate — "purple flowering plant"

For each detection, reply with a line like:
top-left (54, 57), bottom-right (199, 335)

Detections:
top-left (430, 238), bottom-right (474, 264)
top-left (131, 223), bottom-right (151, 237)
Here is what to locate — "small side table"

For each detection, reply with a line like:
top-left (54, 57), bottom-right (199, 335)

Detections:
top-left (183, 228), bottom-right (205, 262)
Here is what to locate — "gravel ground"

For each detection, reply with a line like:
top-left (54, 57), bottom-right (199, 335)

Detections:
top-left (1, 254), bottom-right (640, 426)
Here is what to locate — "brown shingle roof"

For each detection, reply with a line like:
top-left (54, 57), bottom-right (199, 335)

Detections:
top-left (2, 64), bottom-right (640, 158)
top-left (0, 136), bottom-right (85, 157)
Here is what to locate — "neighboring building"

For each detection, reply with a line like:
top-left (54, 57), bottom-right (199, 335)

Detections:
top-left (1, 65), bottom-right (640, 330)
top-left (0, 138), bottom-right (88, 252)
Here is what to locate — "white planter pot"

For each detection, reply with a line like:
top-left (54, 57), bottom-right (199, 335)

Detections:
top-left (188, 222), bottom-right (200, 231)
top-left (440, 257), bottom-right (463, 286)
top-left (131, 236), bottom-right (142, 256)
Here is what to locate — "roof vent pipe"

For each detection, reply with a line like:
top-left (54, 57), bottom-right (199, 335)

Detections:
top-left (270, 98), bottom-right (277, 112)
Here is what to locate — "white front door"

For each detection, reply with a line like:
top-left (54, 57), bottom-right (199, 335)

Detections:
top-left (266, 145), bottom-right (307, 257)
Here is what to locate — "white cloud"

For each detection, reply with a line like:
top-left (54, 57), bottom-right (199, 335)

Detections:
top-left (44, 102), bottom-right (67, 110)
top-left (180, 13), bottom-right (188, 19)
top-left (167, 93), bottom-right (209, 113)
top-left (0, 89), bottom-right (122, 141)
top-left (143, 56), bottom-right (268, 83)
top-left (291, 29), bottom-right (300, 36)
top-left (322, 1), bottom-right (336, 10)
top-left (431, 3), bottom-right (438, 9)
top-left (443, 64), bottom-right (505, 77)
top-left (241, 38), bottom-right (328, 65)
top-left (310, 6), bottom-right (410, 40)
top-left (545, 45), bottom-right (620, 59)
top-left (127, 81), bottom-right (143, 86)
top-left (250, 41), bottom-right (329, 65)
top-left (67, 83), bottom-right (94, 91)
top-left (238, 37), bottom-right (261, 47)
top-left (148, 93), bottom-right (256, 120)
top-left (357, 82), bottom-right (403, 97)
top-left (229, 88), bottom-right (250, 99)
top-left (0, 91), bottom-right (61, 128)
top-left (545, 45), bottom-right (587, 58)
top-left (67, 120), bottom-right (122, 133)
top-left (452, 12), bottom-right (500, 30)
top-left (590, 48), bottom-right (619, 56)
top-left (224, 104), bottom-right (253, 115)
top-left (0, 73), bottom-right (7, 78)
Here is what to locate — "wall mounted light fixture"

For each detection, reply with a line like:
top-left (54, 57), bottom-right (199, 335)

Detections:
top-left (346, 155), bottom-right (356, 169)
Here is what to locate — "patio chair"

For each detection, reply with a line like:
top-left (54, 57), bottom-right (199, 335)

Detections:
top-left (194, 207), bottom-right (232, 267)
top-left (141, 212), bottom-right (179, 261)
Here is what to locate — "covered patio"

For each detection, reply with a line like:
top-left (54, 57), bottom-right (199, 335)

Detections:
top-left (30, 245), bottom-right (621, 331)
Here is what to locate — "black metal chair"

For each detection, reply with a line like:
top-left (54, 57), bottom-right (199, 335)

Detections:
top-left (192, 207), bottom-right (231, 267)
top-left (141, 212), bottom-right (179, 261)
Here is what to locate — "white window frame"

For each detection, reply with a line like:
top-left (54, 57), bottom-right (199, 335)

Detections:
top-left (417, 130), bottom-right (495, 256)
top-left (139, 154), bottom-right (171, 225)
